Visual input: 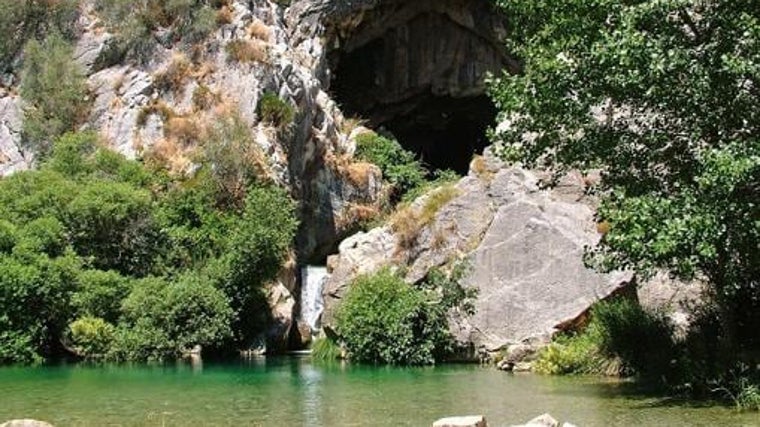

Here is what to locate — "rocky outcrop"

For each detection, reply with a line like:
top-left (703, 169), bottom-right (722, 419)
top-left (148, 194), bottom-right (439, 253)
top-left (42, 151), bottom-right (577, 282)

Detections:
top-left (323, 150), bottom-right (633, 356)
top-left (0, 92), bottom-right (29, 176)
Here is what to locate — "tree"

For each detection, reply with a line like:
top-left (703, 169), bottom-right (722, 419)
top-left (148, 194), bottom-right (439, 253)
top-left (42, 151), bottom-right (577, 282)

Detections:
top-left (20, 32), bottom-right (89, 155)
top-left (489, 1), bottom-right (759, 356)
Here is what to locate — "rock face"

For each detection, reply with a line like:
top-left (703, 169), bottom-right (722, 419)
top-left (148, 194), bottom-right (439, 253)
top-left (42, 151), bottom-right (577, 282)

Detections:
top-left (324, 150), bottom-right (633, 356)
top-left (0, 91), bottom-right (29, 176)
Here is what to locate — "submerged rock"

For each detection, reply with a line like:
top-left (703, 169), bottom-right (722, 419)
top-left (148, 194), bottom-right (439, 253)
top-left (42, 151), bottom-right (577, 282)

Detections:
top-left (433, 415), bottom-right (488, 427)
top-left (0, 421), bottom-right (55, 427)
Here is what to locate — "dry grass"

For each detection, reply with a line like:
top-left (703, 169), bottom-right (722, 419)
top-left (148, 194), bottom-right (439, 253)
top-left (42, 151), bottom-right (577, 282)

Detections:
top-left (388, 184), bottom-right (460, 250)
top-left (164, 116), bottom-right (201, 146)
top-left (596, 220), bottom-right (611, 235)
top-left (153, 53), bottom-right (193, 94)
top-left (192, 84), bottom-right (221, 111)
top-left (216, 5), bottom-right (233, 25)
top-left (137, 100), bottom-right (175, 127)
top-left (143, 138), bottom-right (193, 176)
top-left (340, 116), bottom-right (366, 135)
top-left (471, 154), bottom-right (494, 182)
top-left (419, 185), bottom-right (460, 226)
top-left (226, 39), bottom-right (268, 63)
top-left (344, 161), bottom-right (376, 189)
top-left (247, 19), bottom-right (272, 41)
top-left (389, 204), bottom-right (422, 249)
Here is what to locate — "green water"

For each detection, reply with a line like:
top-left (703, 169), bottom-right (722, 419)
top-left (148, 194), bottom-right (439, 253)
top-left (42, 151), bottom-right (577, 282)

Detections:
top-left (0, 357), bottom-right (757, 426)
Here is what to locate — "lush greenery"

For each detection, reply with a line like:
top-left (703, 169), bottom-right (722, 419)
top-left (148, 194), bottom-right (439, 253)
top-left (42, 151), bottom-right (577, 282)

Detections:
top-left (20, 32), bottom-right (89, 155)
top-left (491, 0), bottom-right (759, 400)
top-left (335, 264), bottom-right (474, 365)
top-left (534, 299), bottom-right (675, 379)
top-left (0, 132), bottom-right (297, 364)
top-left (354, 132), bottom-right (427, 201)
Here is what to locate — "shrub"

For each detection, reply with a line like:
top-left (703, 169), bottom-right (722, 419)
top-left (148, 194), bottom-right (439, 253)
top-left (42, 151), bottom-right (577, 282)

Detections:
top-left (113, 276), bottom-right (233, 361)
top-left (226, 39), bottom-right (268, 63)
top-left (354, 132), bottom-right (426, 200)
top-left (534, 299), bottom-right (678, 381)
top-left (20, 32), bottom-right (90, 156)
top-left (311, 337), bottom-right (341, 362)
top-left (257, 92), bottom-right (294, 129)
top-left (335, 269), bottom-right (451, 365)
top-left (153, 54), bottom-right (193, 94)
top-left (67, 317), bottom-right (117, 359)
top-left (72, 269), bottom-right (132, 323)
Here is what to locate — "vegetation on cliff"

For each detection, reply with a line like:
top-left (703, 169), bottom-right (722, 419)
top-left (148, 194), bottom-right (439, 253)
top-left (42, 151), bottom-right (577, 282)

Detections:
top-left (0, 132), bottom-right (297, 363)
top-left (490, 0), bottom-right (759, 404)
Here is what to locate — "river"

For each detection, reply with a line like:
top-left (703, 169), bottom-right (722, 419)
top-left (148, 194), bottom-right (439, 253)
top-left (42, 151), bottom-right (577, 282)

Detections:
top-left (0, 357), bottom-right (756, 426)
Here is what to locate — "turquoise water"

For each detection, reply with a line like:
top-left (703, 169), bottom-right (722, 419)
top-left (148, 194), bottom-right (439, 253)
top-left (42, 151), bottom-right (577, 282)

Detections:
top-left (0, 357), bottom-right (757, 426)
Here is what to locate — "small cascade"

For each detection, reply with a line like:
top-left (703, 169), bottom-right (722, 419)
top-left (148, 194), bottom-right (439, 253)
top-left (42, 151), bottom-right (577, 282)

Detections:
top-left (300, 266), bottom-right (329, 336)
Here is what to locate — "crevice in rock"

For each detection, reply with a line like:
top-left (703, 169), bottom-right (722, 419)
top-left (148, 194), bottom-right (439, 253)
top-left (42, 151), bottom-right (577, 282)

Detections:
top-left (326, 0), bottom-right (516, 174)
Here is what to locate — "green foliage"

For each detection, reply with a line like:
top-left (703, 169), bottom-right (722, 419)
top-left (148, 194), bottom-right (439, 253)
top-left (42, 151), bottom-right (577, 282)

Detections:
top-left (67, 317), bottom-right (117, 359)
top-left (20, 33), bottom-right (89, 155)
top-left (491, 0), bottom-right (760, 381)
top-left (311, 337), bottom-right (341, 362)
top-left (335, 265), bottom-right (472, 366)
top-left (112, 276), bottom-right (233, 361)
top-left (72, 270), bottom-right (132, 323)
top-left (533, 324), bottom-right (611, 376)
top-left (0, 250), bottom-right (81, 364)
top-left (734, 380), bottom-right (760, 412)
top-left (535, 299), bottom-right (677, 381)
top-left (355, 132), bottom-right (426, 200)
top-left (257, 92), bottom-right (295, 129)
top-left (0, 131), bottom-right (298, 364)
top-left (0, 0), bottom-right (79, 73)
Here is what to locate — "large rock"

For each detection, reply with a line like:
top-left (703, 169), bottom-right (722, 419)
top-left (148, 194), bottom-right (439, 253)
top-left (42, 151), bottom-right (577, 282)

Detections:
top-left (323, 150), bottom-right (633, 356)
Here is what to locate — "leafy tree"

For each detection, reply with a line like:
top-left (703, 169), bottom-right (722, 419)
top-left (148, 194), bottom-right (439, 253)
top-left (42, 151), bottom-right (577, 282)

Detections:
top-left (112, 275), bottom-right (233, 361)
top-left (20, 32), bottom-right (89, 155)
top-left (490, 0), bottom-right (759, 360)
top-left (336, 268), bottom-right (460, 365)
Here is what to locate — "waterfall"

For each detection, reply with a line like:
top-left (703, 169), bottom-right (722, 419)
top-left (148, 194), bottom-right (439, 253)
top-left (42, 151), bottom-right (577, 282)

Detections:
top-left (300, 266), bottom-right (329, 335)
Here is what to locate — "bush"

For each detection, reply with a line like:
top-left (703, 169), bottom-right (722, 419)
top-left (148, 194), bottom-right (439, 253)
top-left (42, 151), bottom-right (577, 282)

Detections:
top-left (257, 92), bottom-right (294, 129)
top-left (20, 32), bottom-right (90, 155)
top-left (113, 276), bottom-right (233, 361)
top-left (67, 317), bottom-right (117, 359)
top-left (226, 39), bottom-right (268, 64)
top-left (336, 269), bottom-right (451, 365)
top-left (534, 299), bottom-right (678, 381)
top-left (354, 132), bottom-right (426, 200)
top-left (311, 337), bottom-right (341, 362)
top-left (72, 270), bottom-right (132, 323)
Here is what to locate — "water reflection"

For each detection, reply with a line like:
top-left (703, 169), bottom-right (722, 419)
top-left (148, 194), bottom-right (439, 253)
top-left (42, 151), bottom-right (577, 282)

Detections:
top-left (0, 358), bottom-right (754, 427)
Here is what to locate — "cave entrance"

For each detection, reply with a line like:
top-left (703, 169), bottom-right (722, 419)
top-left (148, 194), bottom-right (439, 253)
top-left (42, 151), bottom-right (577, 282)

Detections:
top-left (327, 0), bottom-right (515, 174)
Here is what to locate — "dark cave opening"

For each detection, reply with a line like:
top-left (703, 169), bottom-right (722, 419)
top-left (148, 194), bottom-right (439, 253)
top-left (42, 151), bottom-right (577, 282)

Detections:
top-left (328, 4), bottom-right (511, 175)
